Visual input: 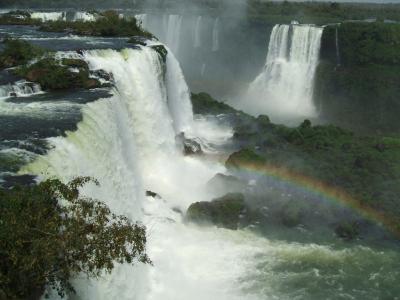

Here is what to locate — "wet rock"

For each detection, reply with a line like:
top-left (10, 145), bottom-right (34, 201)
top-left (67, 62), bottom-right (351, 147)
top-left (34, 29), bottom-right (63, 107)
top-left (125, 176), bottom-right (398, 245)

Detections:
top-left (83, 78), bottom-right (101, 89)
top-left (335, 221), bottom-right (360, 241)
top-left (176, 132), bottom-right (203, 156)
top-left (374, 143), bottom-right (386, 152)
top-left (92, 69), bottom-right (113, 82)
top-left (186, 193), bottom-right (246, 230)
top-left (146, 190), bottom-right (160, 198)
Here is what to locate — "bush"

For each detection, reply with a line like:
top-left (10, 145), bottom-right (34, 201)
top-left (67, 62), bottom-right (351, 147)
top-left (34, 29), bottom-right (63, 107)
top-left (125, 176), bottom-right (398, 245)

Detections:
top-left (0, 177), bottom-right (150, 299)
top-left (39, 10), bottom-right (153, 38)
top-left (0, 38), bottom-right (45, 69)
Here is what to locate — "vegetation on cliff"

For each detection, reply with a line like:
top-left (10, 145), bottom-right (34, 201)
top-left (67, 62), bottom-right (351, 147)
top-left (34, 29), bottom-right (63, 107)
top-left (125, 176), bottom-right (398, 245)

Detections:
top-left (316, 22), bottom-right (400, 135)
top-left (0, 38), bottom-right (45, 69)
top-left (0, 39), bottom-right (103, 91)
top-left (15, 57), bottom-right (101, 90)
top-left (0, 177), bottom-right (150, 299)
top-left (39, 10), bottom-right (152, 38)
top-left (191, 92), bottom-right (400, 239)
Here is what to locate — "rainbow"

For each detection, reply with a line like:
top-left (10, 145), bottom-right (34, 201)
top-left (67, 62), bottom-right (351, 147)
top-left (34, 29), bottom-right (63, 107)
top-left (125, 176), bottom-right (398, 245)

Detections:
top-left (232, 160), bottom-right (400, 238)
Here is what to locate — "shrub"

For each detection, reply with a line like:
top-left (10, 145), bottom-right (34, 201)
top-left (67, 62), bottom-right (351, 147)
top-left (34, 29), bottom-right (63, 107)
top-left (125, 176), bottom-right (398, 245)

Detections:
top-left (0, 177), bottom-right (150, 299)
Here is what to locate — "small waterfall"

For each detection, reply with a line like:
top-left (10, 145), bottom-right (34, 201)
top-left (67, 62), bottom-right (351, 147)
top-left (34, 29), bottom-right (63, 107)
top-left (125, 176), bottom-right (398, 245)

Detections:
top-left (72, 11), bottom-right (97, 22)
top-left (30, 12), bottom-right (66, 22)
top-left (244, 24), bottom-right (323, 122)
top-left (135, 13), bottom-right (148, 29)
top-left (166, 15), bottom-right (183, 55)
top-left (335, 26), bottom-right (341, 66)
top-left (212, 18), bottom-right (220, 52)
top-left (193, 16), bottom-right (202, 48)
top-left (0, 81), bottom-right (42, 99)
top-left (201, 63), bottom-right (206, 77)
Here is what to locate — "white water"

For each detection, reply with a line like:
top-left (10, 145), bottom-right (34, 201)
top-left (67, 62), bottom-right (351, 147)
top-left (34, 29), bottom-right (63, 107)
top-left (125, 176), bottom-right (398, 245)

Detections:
top-left (165, 15), bottom-right (183, 55)
top-left (212, 18), bottom-right (220, 52)
top-left (72, 12), bottom-right (97, 22)
top-left (193, 16), bottom-right (202, 48)
top-left (243, 24), bottom-right (323, 122)
top-left (0, 80), bottom-right (42, 99)
top-left (135, 14), bottom-right (148, 29)
top-left (22, 46), bottom-right (258, 300)
top-left (30, 12), bottom-right (66, 22)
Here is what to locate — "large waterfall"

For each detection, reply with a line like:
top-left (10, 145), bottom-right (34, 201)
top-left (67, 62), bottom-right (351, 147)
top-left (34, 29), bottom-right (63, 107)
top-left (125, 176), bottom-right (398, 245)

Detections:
top-left (193, 16), bottom-right (202, 48)
top-left (22, 46), bottom-right (262, 300)
top-left (165, 15), bottom-right (183, 55)
top-left (243, 24), bottom-right (323, 123)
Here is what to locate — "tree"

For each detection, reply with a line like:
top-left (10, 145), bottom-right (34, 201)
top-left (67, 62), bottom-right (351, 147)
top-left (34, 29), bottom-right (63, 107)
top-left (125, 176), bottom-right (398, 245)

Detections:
top-left (0, 177), bottom-right (150, 299)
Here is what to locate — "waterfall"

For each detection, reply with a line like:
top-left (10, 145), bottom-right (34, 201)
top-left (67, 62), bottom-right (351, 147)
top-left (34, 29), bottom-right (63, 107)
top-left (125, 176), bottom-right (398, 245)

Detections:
top-left (72, 11), bottom-right (97, 22)
top-left (0, 81), bottom-right (42, 99)
top-left (166, 15), bottom-right (183, 55)
top-left (193, 16), bottom-right (202, 48)
top-left (21, 44), bottom-right (258, 300)
top-left (30, 12), bottom-right (66, 22)
top-left (135, 13), bottom-right (148, 29)
top-left (244, 24), bottom-right (323, 122)
top-left (335, 26), bottom-right (341, 66)
top-left (212, 18), bottom-right (220, 52)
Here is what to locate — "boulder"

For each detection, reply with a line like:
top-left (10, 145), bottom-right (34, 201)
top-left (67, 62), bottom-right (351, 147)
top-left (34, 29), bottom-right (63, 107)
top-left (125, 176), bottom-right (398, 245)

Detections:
top-left (176, 132), bottom-right (203, 156)
top-left (186, 193), bottom-right (246, 230)
top-left (335, 221), bottom-right (360, 241)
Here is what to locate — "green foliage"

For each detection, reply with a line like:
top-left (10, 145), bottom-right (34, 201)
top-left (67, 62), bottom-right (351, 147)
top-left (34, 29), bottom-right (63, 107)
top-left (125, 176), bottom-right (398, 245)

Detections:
top-left (0, 38), bottom-right (45, 69)
top-left (191, 92), bottom-right (238, 115)
top-left (39, 10), bottom-right (152, 38)
top-left (0, 177), bottom-right (150, 299)
top-left (186, 193), bottom-right (245, 230)
top-left (0, 11), bottom-right (40, 26)
top-left (316, 23), bottom-right (400, 134)
top-left (15, 57), bottom-right (100, 91)
top-left (217, 99), bottom-right (400, 237)
top-left (225, 148), bottom-right (266, 169)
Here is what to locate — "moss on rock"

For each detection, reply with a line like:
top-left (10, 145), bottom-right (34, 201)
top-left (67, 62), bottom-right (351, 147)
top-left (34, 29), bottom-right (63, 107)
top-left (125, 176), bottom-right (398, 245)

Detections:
top-left (186, 193), bottom-right (246, 230)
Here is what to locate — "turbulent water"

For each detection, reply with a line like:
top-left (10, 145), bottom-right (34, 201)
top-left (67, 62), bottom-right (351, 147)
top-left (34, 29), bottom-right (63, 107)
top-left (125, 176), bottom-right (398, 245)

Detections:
top-left (242, 24), bottom-right (323, 123)
top-left (165, 15), bottom-right (183, 55)
top-left (1, 16), bottom-right (400, 300)
top-left (29, 11), bottom-right (97, 22)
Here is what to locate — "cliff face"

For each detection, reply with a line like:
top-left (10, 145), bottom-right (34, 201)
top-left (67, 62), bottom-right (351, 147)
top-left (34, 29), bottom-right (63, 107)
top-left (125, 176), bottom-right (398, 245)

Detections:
top-left (315, 22), bottom-right (400, 135)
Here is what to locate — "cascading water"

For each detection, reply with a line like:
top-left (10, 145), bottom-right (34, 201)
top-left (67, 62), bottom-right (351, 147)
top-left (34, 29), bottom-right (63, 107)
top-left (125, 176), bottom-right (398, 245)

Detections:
top-left (135, 14), bottom-right (148, 29)
top-left (166, 15), bottom-right (183, 55)
top-left (72, 11), bottom-right (97, 22)
top-left (212, 18), bottom-right (220, 52)
top-left (193, 16), bottom-right (202, 48)
top-left (243, 24), bottom-right (323, 123)
top-left (0, 80), bottom-right (42, 99)
top-left (335, 26), bottom-right (341, 66)
top-left (22, 46), bottom-right (257, 300)
top-left (30, 12), bottom-right (66, 22)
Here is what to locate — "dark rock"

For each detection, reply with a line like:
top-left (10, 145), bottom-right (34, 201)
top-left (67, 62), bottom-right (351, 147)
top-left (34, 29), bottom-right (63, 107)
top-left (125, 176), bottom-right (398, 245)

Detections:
top-left (281, 201), bottom-right (303, 227)
top-left (183, 139), bottom-right (202, 155)
top-left (83, 78), bottom-right (101, 89)
top-left (176, 132), bottom-right (203, 156)
top-left (186, 193), bottom-right (246, 230)
top-left (146, 190), bottom-right (159, 198)
top-left (92, 69), bottom-right (113, 82)
top-left (335, 221), bottom-right (360, 241)
top-left (374, 143), bottom-right (386, 152)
